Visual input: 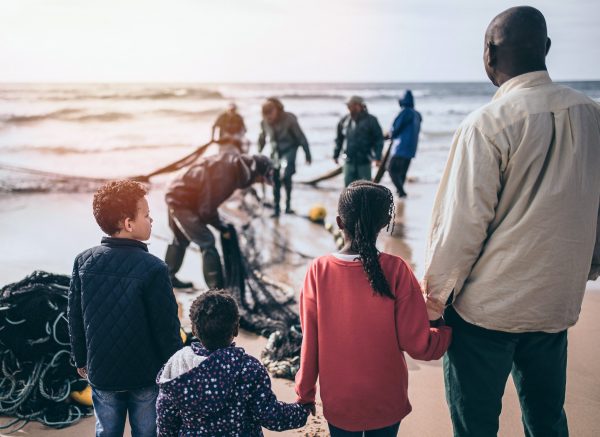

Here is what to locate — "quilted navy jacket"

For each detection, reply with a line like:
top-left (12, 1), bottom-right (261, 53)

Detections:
top-left (68, 237), bottom-right (183, 391)
top-left (156, 342), bottom-right (309, 436)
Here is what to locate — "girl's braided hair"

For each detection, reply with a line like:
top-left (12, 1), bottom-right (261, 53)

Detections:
top-left (338, 180), bottom-right (395, 299)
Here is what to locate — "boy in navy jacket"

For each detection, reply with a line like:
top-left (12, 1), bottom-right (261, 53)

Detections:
top-left (68, 180), bottom-right (183, 437)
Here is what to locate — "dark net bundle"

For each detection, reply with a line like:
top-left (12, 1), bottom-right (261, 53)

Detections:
top-left (221, 223), bottom-right (303, 380)
top-left (0, 271), bottom-right (92, 431)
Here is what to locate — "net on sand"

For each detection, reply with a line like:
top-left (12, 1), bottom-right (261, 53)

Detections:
top-left (0, 271), bottom-right (92, 431)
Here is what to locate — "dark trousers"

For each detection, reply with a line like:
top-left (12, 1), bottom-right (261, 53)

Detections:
top-left (388, 157), bottom-right (411, 197)
top-left (328, 422), bottom-right (400, 437)
top-left (165, 208), bottom-right (223, 289)
top-left (444, 307), bottom-right (568, 437)
top-left (273, 168), bottom-right (293, 212)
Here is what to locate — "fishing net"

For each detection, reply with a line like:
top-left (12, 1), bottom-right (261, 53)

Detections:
top-left (221, 223), bottom-right (302, 380)
top-left (0, 271), bottom-right (92, 431)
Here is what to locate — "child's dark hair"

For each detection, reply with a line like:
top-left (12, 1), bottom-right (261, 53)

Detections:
top-left (93, 180), bottom-right (147, 235)
top-left (338, 181), bottom-right (395, 298)
top-left (189, 290), bottom-right (240, 350)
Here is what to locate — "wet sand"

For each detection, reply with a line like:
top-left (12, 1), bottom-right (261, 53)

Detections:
top-left (1, 177), bottom-right (599, 436)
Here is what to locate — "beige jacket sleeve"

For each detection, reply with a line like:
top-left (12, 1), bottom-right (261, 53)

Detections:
top-left (590, 202), bottom-right (600, 281)
top-left (424, 124), bottom-right (503, 305)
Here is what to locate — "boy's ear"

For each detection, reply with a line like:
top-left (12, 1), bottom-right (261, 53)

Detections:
top-left (335, 216), bottom-right (345, 230)
top-left (122, 217), bottom-right (134, 232)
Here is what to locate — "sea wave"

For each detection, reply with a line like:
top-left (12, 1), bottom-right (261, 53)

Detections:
top-left (0, 107), bottom-right (222, 126)
top-left (0, 87), bottom-right (224, 101)
top-left (0, 143), bottom-right (191, 155)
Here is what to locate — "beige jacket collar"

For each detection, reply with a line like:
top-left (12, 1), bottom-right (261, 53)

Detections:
top-left (493, 70), bottom-right (552, 101)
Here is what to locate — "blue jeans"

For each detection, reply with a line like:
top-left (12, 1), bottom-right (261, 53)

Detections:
top-left (92, 385), bottom-right (159, 437)
top-left (328, 422), bottom-right (400, 437)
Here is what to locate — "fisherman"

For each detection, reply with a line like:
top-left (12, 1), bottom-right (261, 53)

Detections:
top-left (258, 97), bottom-right (312, 217)
top-left (334, 96), bottom-right (384, 187)
top-left (387, 90), bottom-right (422, 198)
top-left (211, 103), bottom-right (248, 153)
top-left (164, 154), bottom-right (274, 289)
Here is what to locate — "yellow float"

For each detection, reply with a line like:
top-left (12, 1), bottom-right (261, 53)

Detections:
top-left (70, 385), bottom-right (93, 407)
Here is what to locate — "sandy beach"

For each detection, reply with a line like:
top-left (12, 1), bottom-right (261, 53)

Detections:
top-left (1, 175), bottom-right (599, 437)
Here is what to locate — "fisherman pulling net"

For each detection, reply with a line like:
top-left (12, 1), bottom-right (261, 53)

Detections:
top-left (0, 271), bottom-right (92, 431)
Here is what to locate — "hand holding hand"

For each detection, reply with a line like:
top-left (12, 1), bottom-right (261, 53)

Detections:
top-left (299, 402), bottom-right (316, 416)
top-left (77, 367), bottom-right (88, 379)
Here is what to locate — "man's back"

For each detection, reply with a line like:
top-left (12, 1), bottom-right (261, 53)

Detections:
top-left (426, 71), bottom-right (600, 332)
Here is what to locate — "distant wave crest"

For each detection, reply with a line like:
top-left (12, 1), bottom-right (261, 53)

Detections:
top-left (0, 87), bottom-right (224, 101)
top-left (1, 143), bottom-right (191, 155)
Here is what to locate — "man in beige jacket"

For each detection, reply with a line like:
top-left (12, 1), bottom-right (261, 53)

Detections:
top-left (423, 6), bottom-right (600, 437)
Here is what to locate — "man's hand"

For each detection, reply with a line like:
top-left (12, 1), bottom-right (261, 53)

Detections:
top-left (306, 158), bottom-right (312, 165)
top-left (77, 367), bottom-right (88, 379)
top-left (333, 158), bottom-right (339, 165)
top-left (299, 402), bottom-right (316, 416)
top-left (425, 295), bottom-right (445, 321)
top-left (374, 160), bottom-right (382, 167)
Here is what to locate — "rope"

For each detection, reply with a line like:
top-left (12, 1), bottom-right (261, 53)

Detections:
top-left (0, 139), bottom-right (216, 192)
top-left (0, 272), bottom-right (93, 431)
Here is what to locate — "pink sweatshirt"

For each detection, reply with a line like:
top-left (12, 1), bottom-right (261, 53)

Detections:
top-left (295, 253), bottom-right (452, 431)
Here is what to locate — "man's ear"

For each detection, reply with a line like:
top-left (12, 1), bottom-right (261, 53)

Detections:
top-left (335, 215), bottom-right (344, 230)
top-left (486, 41), bottom-right (497, 68)
top-left (545, 37), bottom-right (551, 56)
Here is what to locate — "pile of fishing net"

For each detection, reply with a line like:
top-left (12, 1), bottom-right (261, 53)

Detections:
top-left (0, 271), bottom-right (92, 431)
top-left (221, 223), bottom-right (303, 380)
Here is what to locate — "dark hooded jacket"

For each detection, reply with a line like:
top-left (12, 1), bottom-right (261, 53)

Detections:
top-left (334, 109), bottom-right (384, 165)
top-left (156, 342), bottom-right (309, 436)
top-left (165, 153), bottom-right (258, 226)
top-left (258, 112), bottom-right (311, 177)
top-left (68, 237), bottom-right (183, 391)
top-left (390, 91), bottom-right (422, 159)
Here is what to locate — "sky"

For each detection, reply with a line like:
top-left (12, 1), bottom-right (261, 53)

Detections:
top-left (0, 0), bottom-right (598, 83)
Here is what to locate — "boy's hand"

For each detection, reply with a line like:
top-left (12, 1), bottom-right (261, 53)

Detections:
top-left (299, 402), bottom-right (316, 416)
top-left (77, 367), bottom-right (88, 379)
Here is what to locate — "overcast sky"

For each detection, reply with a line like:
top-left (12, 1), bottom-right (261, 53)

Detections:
top-left (0, 0), bottom-right (598, 82)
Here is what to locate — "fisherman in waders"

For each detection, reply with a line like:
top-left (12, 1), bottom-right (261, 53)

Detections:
top-left (211, 103), bottom-right (248, 154)
top-left (164, 154), bottom-right (274, 289)
top-left (334, 96), bottom-right (384, 187)
top-left (258, 98), bottom-right (312, 217)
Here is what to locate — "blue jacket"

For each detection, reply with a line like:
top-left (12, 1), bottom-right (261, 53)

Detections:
top-left (68, 237), bottom-right (183, 391)
top-left (156, 342), bottom-right (309, 436)
top-left (390, 91), bottom-right (422, 159)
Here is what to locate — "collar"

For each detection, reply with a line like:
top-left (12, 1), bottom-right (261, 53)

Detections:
top-left (493, 70), bottom-right (552, 101)
top-left (101, 236), bottom-right (148, 252)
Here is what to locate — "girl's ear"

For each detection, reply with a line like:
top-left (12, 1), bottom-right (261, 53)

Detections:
top-left (336, 216), bottom-right (345, 230)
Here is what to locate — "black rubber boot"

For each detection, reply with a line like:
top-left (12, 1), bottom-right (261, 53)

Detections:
top-left (165, 244), bottom-right (193, 289)
top-left (202, 246), bottom-right (224, 289)
top-left (284, 177), bottom-right (294, 214)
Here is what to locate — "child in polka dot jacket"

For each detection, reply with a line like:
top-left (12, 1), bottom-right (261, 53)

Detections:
top-left (156, 290), bottom-right (314, 436)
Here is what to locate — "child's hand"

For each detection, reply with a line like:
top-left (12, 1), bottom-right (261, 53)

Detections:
top-left (299, 402), bottom-right (316, 416)
top-left (77, 367), bottom-right (88, 379)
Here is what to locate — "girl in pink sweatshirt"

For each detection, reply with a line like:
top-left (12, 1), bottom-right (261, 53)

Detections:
top-left (295, 181), bottom-right (452, 436)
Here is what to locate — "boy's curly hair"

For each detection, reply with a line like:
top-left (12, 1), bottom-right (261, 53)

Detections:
top-left (93, 180), bottom-right (147, 235)
top-left (190, 290), bottom-right (240, 350)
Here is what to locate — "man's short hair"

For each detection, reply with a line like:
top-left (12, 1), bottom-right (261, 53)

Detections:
top-left (190, 290), bottom-right (240, 350)
top-left (93, 180), bottom-right (147, 235)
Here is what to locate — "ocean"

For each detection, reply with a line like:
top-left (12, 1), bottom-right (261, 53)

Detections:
top-left (1, 81), bottom-right (599, 191)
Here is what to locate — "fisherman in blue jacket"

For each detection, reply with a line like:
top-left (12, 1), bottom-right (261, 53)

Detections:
top-left (387, 90), bottom-right (422, 198)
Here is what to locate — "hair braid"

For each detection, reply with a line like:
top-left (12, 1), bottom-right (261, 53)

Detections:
top-left (338, 181), bottom-right (395, 299)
